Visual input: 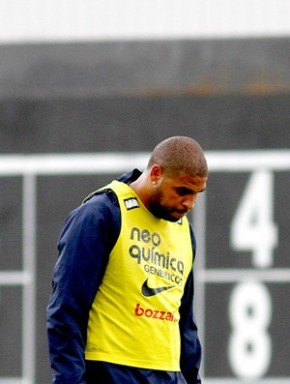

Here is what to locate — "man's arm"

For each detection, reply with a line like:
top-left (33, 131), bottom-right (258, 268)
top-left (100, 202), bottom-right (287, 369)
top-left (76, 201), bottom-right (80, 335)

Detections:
top-left (46, 193), bottom-right (120, 384)
top-left (179, 227), bottom-right (202, 384)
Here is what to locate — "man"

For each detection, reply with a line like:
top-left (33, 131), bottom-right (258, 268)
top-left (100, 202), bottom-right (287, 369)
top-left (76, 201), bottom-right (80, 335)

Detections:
top-left (47, 136), bottom-right (208, 384)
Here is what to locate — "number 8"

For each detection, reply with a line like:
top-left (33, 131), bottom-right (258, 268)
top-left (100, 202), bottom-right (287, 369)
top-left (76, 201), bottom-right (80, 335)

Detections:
top-left (228, 281), bottom-right (272, 379)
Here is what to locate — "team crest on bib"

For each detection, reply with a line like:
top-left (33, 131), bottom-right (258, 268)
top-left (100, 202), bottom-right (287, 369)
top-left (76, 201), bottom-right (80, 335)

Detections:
top-left (124, 197), bottom-right (139, 210)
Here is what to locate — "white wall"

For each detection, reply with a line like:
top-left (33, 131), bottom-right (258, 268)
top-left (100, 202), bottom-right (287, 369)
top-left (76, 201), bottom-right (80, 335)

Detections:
top-left (0, 0), bottom-right (289, 44)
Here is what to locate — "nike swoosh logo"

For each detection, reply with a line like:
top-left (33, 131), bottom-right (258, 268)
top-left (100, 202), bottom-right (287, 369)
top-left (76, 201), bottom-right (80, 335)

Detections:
top-left (141, 278), bottom-right (174, 297)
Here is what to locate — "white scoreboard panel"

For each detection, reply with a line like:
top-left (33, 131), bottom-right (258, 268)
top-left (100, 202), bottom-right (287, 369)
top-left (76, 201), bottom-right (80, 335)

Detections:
top-left (193, 150), bottom-right (290, 384)
top-left (1, 150), bottom-right (290, 384)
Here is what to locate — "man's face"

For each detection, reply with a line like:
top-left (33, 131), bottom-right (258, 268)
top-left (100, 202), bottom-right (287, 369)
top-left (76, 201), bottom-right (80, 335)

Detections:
top-left (148, 172), bottom-right (207, 222)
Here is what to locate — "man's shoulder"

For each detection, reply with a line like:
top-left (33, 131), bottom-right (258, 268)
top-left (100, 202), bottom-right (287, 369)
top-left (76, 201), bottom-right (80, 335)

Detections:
top-left (64, 189), bottom-right (119, 228)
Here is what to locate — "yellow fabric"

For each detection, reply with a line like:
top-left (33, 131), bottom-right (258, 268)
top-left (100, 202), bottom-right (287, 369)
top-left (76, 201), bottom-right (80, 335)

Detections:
top-left (85, 180), bottom-right (193, 371)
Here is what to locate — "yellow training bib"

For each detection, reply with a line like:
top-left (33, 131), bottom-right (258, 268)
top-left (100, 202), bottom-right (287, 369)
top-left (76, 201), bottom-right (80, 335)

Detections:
top-left (85, 180), bottom-right (193, 371)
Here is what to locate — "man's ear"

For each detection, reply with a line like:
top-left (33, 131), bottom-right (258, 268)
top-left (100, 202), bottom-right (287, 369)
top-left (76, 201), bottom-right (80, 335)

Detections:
top-left (150, 164), bottom-right (163, 183)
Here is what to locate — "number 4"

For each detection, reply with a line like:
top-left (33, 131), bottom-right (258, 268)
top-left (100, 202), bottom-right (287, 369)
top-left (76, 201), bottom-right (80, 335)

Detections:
top-left (230, 171), bottom-right (278, 268)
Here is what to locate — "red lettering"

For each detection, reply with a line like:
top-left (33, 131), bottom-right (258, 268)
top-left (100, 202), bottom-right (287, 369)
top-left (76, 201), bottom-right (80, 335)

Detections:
top-left (145, 309), bottom-right (153, 317)
top-left (134, 303), bottom-right (176, 322)
top-left (152, 310), bottom-right (159, 319)
top-left (135, 303), bottom-right (144, 316)
top-left (159, 311), bottom-right (166, 320)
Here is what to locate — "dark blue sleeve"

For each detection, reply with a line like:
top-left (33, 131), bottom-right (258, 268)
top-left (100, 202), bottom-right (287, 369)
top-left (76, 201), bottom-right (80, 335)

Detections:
top-left (46, 191), bottom-right (120, 384)
top-left (179, 226), bottom-right (202, 384)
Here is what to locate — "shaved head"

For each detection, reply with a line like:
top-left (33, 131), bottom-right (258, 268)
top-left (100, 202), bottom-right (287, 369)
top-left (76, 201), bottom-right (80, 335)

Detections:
top-left (147, 136), bottom-right (208, 178)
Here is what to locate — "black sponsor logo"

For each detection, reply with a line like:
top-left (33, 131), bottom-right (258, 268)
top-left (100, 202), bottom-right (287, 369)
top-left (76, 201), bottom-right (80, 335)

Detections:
top-left (141, 278), bottom-right (174, 297)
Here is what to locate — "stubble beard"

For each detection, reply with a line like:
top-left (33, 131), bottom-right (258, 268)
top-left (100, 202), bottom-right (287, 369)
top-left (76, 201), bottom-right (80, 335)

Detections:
top-left (148, 191), bottom-right (181, 222)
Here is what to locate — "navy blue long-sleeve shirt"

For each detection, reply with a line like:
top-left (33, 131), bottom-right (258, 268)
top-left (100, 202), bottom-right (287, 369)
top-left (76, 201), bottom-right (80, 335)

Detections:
top-left (46, 170), bottom-right (202, 384)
